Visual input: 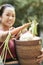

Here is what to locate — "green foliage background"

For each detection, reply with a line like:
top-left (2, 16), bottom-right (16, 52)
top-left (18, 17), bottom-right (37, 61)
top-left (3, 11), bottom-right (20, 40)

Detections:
top-left (0, 0), bottom-right (43, 30)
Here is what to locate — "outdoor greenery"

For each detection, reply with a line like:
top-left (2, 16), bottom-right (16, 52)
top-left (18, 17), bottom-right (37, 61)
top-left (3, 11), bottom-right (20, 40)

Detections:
top-left (0, 0), bottom-right (43, 30)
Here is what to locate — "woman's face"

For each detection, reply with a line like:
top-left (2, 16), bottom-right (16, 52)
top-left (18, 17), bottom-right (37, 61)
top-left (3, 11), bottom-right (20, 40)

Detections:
top-left (1, 7), bottom-right (16, 27)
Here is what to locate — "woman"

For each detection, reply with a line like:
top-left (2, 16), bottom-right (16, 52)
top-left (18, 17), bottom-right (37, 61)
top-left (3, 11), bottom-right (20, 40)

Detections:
top-left (0, 4), bottom-right (31, 62)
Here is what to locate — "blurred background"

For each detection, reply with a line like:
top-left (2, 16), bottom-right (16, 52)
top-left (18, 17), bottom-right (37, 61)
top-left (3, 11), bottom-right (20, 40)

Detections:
top-left (0, 0), bottom-right (43, 45)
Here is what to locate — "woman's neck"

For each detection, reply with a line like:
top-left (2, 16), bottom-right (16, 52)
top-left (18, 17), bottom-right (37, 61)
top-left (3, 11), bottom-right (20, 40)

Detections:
top-left (1, 24), bottom-right (10, 31)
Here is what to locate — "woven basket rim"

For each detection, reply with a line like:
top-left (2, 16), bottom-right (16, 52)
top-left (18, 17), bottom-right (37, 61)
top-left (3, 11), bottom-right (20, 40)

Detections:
top-left (15, 37), bottom-right (41, 42)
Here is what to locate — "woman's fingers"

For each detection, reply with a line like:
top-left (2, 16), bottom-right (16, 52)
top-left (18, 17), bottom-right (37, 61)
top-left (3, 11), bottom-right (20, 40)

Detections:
top-left (36, 54), bottom-right (43, 64)
top-left (37, 54), bottom-right (43, 58)
top-left (36, 57), bottom-right (43, 63)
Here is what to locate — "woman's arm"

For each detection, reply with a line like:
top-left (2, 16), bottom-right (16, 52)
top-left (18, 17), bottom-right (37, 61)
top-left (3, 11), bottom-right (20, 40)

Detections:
top-left (0, 22), bottom-right (31, 42)
top-left (11, 22), bottom-right (31, 35)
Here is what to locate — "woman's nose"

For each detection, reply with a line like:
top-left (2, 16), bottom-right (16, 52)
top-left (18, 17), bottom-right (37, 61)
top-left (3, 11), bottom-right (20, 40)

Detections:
top-left (9, 16), bottom-right (12, 20)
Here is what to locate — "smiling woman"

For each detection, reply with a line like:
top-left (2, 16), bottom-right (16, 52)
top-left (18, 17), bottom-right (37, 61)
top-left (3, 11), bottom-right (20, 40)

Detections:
top-left (0, 4), bottom-right (31, 64)
top-left (0, 4), bottom-right (17, 62)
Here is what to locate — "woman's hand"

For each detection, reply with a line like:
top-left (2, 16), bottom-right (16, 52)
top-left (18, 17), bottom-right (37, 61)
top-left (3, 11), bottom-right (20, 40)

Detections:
top-left (36, 48), bottom-right (43, 64)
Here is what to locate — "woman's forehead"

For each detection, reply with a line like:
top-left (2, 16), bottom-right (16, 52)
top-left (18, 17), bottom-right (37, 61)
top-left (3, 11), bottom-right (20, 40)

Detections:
top-left (3, 7), bottom-right (15, 13)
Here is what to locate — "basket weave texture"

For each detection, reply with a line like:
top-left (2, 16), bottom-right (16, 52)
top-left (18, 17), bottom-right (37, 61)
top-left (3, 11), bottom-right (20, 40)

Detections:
top-left (15, 39), bottom-right (42, 65)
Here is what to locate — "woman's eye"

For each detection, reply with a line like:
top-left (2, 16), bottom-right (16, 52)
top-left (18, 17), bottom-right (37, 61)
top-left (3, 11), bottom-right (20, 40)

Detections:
top-left (6, 14), bottom-right (9, 16)
top-left (12, 15), bottom-right (15, 17)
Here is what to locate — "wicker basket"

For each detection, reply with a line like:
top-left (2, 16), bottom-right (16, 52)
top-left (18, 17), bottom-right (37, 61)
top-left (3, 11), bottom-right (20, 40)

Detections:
top-left (15, 38), bottom-right (42, 65)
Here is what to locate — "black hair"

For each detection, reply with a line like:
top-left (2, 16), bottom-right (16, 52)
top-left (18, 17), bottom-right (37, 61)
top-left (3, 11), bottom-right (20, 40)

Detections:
top-left (0, 4), bottom-right (15, 16)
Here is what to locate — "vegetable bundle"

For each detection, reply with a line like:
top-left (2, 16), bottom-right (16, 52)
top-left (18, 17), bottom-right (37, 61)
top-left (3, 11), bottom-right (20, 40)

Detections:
top-left (0, 32), bottom-right (14, 63)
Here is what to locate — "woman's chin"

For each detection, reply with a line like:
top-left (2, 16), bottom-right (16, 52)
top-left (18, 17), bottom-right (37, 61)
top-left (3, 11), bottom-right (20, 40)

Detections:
top-left (6, 24), bottom-right (12, 27)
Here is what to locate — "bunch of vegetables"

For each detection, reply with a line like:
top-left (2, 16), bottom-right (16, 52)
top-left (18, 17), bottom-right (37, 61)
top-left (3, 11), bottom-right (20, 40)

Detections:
top-left (0, 32), bottom-right (14, 64)
top-left (29, 19), bottom-right (38, 36)
top-left (19, 19), bottom-right (39, 41)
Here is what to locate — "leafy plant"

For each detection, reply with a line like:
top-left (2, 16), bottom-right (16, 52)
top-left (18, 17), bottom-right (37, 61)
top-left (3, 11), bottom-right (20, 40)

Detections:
top-left (30, 19), bottom-right (38, 36)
